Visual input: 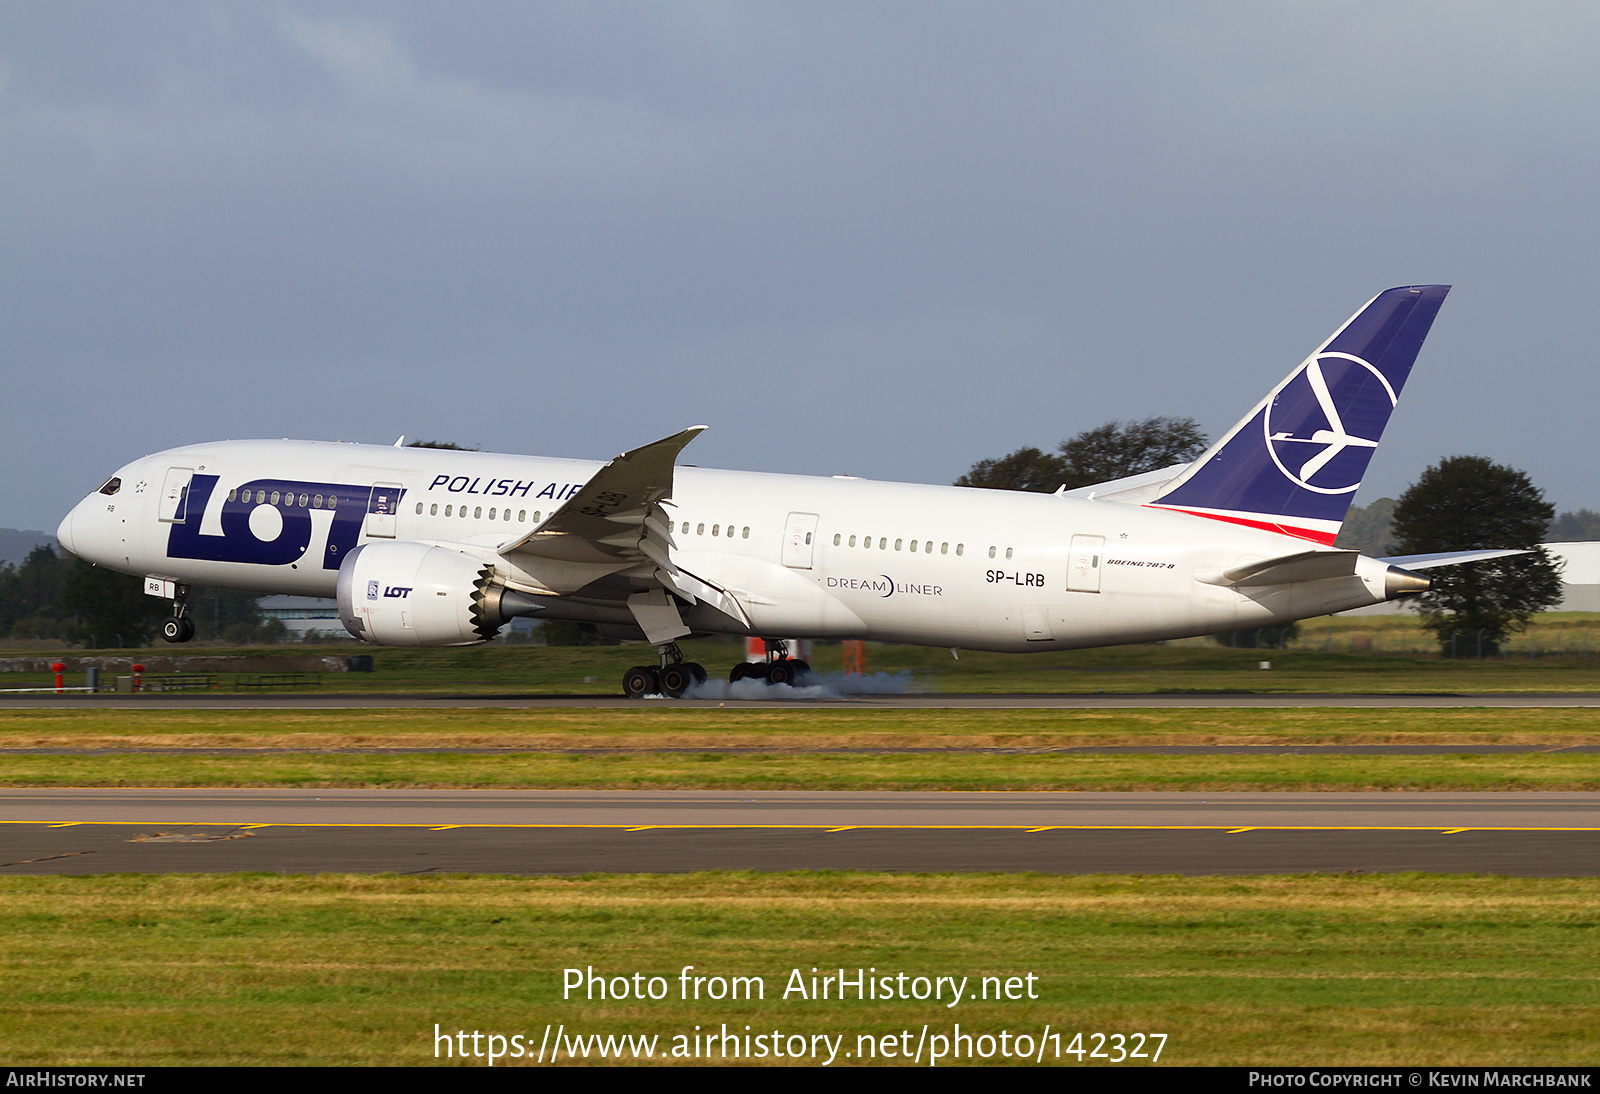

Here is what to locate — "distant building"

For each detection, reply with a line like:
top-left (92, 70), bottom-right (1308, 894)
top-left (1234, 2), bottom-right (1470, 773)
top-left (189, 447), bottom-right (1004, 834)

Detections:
top-left (255, 595), bottom-right (539, 640)
top-left (257, 596), bottom-right (347, 640)
top-left (1544, 542), bottom-right (1600, 611)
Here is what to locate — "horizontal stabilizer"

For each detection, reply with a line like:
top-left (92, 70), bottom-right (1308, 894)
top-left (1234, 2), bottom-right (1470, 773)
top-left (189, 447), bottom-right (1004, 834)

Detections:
top-left (1221, 549), bottom-right (1360, 586)
top-left (1061, 463), bottom-right (1191, 505)
top-left (1379, 549), bottom-right (1528, 570)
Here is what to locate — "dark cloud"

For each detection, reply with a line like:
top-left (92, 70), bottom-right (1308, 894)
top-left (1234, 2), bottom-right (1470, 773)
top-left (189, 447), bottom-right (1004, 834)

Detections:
top-left (5, 2), bottom-right (1599, 526)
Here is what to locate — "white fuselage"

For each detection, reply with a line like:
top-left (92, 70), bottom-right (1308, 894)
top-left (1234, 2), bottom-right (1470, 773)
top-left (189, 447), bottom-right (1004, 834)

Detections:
top-left (59, 439), bottom-right (1398, 653)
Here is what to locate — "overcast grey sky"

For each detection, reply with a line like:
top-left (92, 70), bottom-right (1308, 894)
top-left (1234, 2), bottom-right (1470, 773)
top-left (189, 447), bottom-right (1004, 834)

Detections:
top-left (4, 2), bottom-right (1597, 531)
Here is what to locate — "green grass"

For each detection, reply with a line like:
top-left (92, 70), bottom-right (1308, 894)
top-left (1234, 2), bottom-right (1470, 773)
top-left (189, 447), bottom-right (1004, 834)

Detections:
top-left (2, 873), bottom-right (1596, 1066)
top-left (8, 705), bottom-right (1600, 746)
top-left (3, 707), bottom-right (1599, 789)
top-left (13, 616), bottom-right (1600, 694)
top-left (3, 750), bottom-right (1599, 791)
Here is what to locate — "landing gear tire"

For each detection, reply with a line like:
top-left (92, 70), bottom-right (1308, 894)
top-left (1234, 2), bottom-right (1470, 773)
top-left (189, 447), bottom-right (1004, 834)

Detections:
top-left (622, 665), bottom-right (660, 698)
top-left (767, 659), bottom-right (800, 686)
top-left (161, 617), bottom-right (195, 644)
top-left (659, 663), bottom-right (698, 698)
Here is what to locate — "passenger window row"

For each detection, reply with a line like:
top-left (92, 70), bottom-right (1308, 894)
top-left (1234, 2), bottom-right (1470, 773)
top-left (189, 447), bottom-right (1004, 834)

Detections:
top-left (225, 488), bottom-right (549, 528)
top-left (414, 502), bottom-right (539, 523)
top-left (832, 534), bottom-right (965, 556)
top-left (681, 522), bottom-right (751, 539)
top-left (229, 488), bottom-right (335, 508)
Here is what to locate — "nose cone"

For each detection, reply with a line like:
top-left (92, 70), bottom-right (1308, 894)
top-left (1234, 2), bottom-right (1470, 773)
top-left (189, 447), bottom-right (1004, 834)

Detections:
top-left (56, 505), bottom-right (78, 558)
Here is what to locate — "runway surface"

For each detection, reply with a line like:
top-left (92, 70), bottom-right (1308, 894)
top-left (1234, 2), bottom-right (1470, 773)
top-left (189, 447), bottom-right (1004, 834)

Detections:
top-left (9, 690), bottom-right (1600, 709)
top-left (5, 691), bottom-right (1596, 875)
top-left (4, 790), bottom-right (1596, 876)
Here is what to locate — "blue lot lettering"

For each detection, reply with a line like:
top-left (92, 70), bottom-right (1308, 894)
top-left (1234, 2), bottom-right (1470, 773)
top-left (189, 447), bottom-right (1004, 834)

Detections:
top-left (166, 475), bottom-right (403, 570)
top-left (383, 587), bottom-right (413, 598)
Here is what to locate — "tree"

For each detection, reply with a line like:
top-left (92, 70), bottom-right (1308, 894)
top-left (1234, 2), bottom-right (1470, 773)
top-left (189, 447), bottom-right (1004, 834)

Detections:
top-left (953, 447), bottom-right (1064, 492)
top-left (1390, 456), bottom-right (1564, 656)
top-left (1547, 508), bottom-right (1600, 542)
top-left (955, 417), bottom-right (1208, 492)
top-left (540, 620), bottom-right (619, 646)
top-left (1333, 498), bottom-right (1397, 556)
top-left (186, 587), bottom-right (282, 643)
top-left (60, 560), bottom-right (161, 648)
top-left (1056, 417), bottom-right (1208, 488)
top-left (1213, 621), bottom-right (1300, 650)
top-left (0, 545), bottom-right (70, 639)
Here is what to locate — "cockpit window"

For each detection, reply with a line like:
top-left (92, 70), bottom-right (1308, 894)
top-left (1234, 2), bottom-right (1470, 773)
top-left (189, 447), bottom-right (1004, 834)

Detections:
top-left (98, 477), bottom-right (121, 496)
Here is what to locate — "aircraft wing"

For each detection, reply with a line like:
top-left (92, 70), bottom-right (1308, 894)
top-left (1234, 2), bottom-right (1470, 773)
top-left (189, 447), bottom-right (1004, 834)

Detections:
top-left (1378, 549), bottom-right (1529, 570)
top-left (495, 425), bottom-right (751, 639)
top-left (499, 426), bottom-right (705, 565)
top-left (1060, 463), bottom-right (1191, 504)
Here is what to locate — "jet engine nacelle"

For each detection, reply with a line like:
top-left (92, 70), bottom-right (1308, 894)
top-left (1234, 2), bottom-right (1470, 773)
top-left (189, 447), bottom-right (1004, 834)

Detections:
top-left (336, 542), bottom-right (509, 646)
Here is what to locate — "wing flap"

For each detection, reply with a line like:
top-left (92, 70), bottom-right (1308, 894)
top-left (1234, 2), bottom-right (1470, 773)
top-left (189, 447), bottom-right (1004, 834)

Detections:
top-left (500, 426), bottom-right (704, 564)
top-left (494, 425), bottom-right (752, 624)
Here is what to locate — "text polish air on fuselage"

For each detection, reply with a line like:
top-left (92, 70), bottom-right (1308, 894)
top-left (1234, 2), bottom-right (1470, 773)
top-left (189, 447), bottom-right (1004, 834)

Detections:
top-left (426, 474), bottom-right (584, 502)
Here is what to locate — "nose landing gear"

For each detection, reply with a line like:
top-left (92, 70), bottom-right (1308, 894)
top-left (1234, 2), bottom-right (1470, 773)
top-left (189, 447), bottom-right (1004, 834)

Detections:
top-left (159, 585), bottom-right (195, 644)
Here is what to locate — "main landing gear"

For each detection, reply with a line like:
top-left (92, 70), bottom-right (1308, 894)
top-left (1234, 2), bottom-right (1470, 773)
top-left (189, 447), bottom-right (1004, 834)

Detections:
top-left (159, 584), bottom-right (195, 644)
top-left (622, 642), bottom-right (707, 699)
top-left (728, 640), bottom-right (811, 687)
top-left (621, 640), bottom-right (813, 697)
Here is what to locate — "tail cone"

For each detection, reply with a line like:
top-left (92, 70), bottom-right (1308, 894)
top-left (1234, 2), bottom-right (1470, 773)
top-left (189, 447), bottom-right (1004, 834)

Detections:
top-left (1384, 565), bottom-right (1430, 600)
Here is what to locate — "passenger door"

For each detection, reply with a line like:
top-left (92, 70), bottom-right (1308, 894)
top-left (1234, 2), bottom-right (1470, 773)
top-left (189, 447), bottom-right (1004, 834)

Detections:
top-left (1067, 535), bottom-right (1104, 593)
top-left (781, 512), bottom-right (820, 569)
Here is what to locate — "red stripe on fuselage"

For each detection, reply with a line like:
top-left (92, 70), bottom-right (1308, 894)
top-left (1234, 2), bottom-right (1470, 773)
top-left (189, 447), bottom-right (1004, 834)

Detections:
top-left (1146, 506), bottom-right (1338, 546)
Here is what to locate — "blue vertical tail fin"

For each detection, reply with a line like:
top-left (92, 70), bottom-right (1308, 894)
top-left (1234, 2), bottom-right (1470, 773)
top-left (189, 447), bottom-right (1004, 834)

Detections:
top-left (1148, 285), bottom-right (1450, 544)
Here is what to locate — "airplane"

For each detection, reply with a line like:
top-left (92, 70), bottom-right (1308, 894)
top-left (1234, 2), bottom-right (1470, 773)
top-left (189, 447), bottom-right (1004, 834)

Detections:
top-left (57, 285), bottom-right (1518, 697)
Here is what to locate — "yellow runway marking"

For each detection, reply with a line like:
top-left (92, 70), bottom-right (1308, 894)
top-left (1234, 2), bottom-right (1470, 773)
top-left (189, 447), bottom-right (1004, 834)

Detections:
top-left (3, 821), bottom-right (1599, 833)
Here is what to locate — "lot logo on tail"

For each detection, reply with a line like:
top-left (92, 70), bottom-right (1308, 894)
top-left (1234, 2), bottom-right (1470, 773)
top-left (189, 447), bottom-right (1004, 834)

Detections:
top-left (1150, 285), bottom-right (1449, 543)
top-left (1264, 351), bottom-right (1395, 495)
